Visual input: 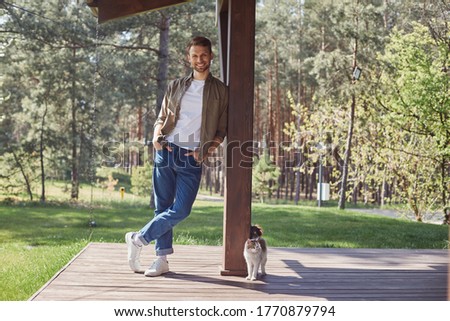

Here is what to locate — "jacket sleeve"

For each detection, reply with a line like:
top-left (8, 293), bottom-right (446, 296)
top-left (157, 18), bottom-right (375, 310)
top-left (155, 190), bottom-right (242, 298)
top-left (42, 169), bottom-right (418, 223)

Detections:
top-left (153, 81), bottom-right (172, 129)
top-left (215, 86), bottom-right (229, 140)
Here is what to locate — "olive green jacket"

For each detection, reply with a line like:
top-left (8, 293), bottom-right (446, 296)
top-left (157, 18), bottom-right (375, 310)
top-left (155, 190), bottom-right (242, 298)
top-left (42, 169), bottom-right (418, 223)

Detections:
top-left (154, 72), bottom-right (228, 160)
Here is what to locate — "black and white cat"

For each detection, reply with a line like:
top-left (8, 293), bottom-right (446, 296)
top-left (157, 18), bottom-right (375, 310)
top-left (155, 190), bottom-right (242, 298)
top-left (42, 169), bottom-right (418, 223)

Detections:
top-left (243, 225), bottom-right (267, 281)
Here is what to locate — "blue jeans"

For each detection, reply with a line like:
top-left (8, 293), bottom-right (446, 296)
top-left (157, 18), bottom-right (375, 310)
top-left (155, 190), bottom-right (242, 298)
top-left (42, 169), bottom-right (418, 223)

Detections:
top-left (137, 143), bottom-right (202, 256)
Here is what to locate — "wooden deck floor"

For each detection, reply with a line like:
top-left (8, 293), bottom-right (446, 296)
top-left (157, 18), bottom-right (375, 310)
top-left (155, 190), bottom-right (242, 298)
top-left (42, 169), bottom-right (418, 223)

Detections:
top-left (30, 243), bottom-right (448, 301)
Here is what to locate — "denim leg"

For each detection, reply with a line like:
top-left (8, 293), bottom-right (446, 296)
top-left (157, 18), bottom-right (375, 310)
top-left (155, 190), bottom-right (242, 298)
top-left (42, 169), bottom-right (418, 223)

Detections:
top-left (153, 153), bottom-right (176, 216)
top-left (137, 149), bottom-right (175, 248)
top-left (152, 151), bottom-right (176, 254)
top-left (137, 147), bottom-right (201, 256)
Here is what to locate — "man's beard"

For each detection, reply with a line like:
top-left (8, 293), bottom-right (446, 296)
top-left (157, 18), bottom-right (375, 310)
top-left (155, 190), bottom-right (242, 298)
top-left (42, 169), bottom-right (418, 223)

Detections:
top-left (193, 62), bottom-right (210, 73)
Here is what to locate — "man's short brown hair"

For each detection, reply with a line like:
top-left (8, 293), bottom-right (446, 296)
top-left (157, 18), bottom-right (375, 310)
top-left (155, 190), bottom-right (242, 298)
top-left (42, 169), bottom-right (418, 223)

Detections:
top-left (186, 36), bottom-right (212, 54)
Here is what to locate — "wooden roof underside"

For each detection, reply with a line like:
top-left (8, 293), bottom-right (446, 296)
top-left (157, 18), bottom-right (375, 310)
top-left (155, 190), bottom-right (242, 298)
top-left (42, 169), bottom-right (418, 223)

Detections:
top-left (86, 0), bottom-right (192, 23)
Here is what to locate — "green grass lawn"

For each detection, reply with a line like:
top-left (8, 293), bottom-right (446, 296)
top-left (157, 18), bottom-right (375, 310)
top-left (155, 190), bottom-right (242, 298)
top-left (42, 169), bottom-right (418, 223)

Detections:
top-left (0, 196), bottom-right (448, 300)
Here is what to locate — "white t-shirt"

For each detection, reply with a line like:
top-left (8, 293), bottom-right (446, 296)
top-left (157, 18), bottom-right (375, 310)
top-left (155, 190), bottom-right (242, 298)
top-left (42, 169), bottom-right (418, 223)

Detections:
top-left (166, 79), bottom-right (204, 150)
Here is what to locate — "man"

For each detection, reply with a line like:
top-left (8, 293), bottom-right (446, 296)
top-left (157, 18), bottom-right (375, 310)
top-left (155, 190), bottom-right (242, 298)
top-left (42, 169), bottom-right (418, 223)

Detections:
top-left (125, 36), bottom-right (228, 277)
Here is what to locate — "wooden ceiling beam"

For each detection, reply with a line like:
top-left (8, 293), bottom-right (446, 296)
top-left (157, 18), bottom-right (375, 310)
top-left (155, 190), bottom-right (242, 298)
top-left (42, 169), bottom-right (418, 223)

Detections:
top-left (86, 0), bottom-right (191, 23)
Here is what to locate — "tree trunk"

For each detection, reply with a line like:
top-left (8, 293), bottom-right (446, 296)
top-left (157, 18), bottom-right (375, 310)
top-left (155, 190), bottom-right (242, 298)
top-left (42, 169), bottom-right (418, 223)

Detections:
top-left (309, 167), bottom-right (315, 200)
top-left (274, 42), bottom-right (281, 168)
top-left (12, 151), bottom-right (33, 201)
top-left (70, 48), bottom-right (79, 200)
top-left (441, 156), bottom-right (449, 207)
top-left (284, 166), bottom-right (289, 200)
top-left (294, 0), bottom-right (304, 206)
top-left (155, 13), bottom-right (170, 116)
top-left (205, 167), bottom-right (212, 195)
top-left (383, 0), bottom-right (389, 29)
top-left (304, 165), bottom-right (309, 200)
top-left (149, 13), bottom-right (171, 209)
top-left (380, 168), bottom-right (386, 206)
top-left (215, 161), bottom-right (221, 194)
top-left (339, 1), bottom-right (359, 210)
top-left (294, 167), bottom-right (301, 205)
top-left (267, 67), bottom-right (273, 156)
top-left (338, 93), bottom-right (356, 209)
top-left (39, 101), bottom-right (48, 203)
top-left (254, 85), bottom-right (261, 145)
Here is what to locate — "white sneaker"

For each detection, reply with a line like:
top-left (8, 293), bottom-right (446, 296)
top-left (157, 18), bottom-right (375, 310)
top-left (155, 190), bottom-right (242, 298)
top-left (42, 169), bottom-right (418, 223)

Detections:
top-left (144, 258), bottom-right (169, 277)
top-left (125, 232), bottom-right (142, 272)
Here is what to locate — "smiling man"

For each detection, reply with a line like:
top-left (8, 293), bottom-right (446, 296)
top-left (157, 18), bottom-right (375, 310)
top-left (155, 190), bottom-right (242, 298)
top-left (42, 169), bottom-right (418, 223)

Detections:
top-left (125, 36), bottom-right (229, 277)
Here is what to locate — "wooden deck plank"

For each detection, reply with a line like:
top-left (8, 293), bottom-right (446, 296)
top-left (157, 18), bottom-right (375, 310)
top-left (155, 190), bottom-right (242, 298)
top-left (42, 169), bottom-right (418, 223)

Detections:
top-left (30, 243), bottom-right (448, 301)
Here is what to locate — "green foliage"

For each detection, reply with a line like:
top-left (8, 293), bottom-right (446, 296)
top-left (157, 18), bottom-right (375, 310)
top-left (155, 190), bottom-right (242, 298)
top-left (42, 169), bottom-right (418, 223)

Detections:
top-left (0, 150), bottom-right (39, 198)
top-left (131, 162), bottom-right (152, 196)
top-left (252, 152), bottom-right (281, 203)
top-left (280, 1), bottom-right (449, 213)
top-left (1, 0), bottom-right (449, 213)
top-left (95, 167), bottom-right (132, 196)
top-left (375, 22), bottom-right (450, 219)
top-left (1, 0), bottom-right (217, 201)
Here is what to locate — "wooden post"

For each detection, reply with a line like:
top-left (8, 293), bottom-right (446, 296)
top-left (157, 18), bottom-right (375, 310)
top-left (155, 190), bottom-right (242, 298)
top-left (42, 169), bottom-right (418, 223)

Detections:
top-left (219, 0), bottom-right (256, 276)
